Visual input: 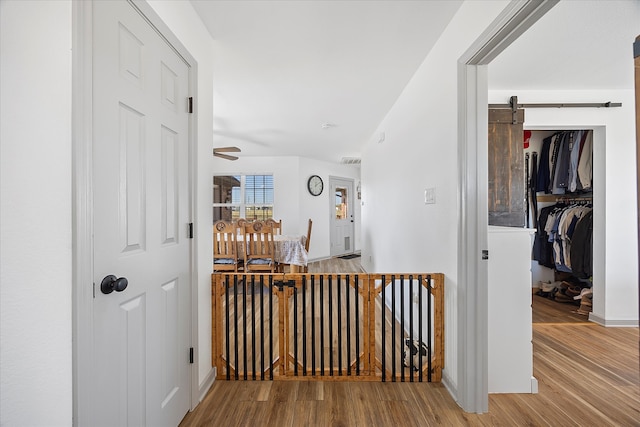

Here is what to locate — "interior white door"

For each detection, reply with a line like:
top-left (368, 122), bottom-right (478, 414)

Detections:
top-left (329, 177), bottom-right (355, 256)
top-left (92, 1), bottom-right (191, 426)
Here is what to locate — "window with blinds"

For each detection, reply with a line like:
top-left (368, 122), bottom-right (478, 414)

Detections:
top-left (213, 174), bottom-right (274, 222)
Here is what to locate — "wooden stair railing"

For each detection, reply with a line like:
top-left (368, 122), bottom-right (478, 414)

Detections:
top-left (212, 272), bottom-right (444, 382)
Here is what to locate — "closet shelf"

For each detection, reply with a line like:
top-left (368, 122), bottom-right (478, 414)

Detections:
top-left (536, 194), bottom-right (592, 203)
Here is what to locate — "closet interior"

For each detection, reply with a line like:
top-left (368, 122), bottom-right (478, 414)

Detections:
top-left (526, 130), bottom-right (594, 317)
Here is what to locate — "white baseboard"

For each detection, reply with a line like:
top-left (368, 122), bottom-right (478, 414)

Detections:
top-left (589, 313), bottom-right (639, 327)
top-left (530, 376), bottom-right (538, 394)
top-left (441, 371), bottom-right (459, 407)
top-left (307, 252), bottom-right (362, 264)
top-left (198, 367), bottom-right (216, 403)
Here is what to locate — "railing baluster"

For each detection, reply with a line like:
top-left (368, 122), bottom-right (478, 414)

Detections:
top-left (346, 274), bottom-right (351, 376)
top-left (269, 275), bottom-right (274, 380)
top-left (243, 277), bottom-right (248, 380)
top-left (233, 275), bottom-right (239, 380)
top-left (381, 275), bottom-right (386, 382)
top-left (400, 275), bottom-right (405, 382)
top-left (427, 275), bottom-right (432, 382)
top-left (311, 275), bottom-right (316, 376)
top-left (225, 275), bottom-right (230, 380)
top-left (391, 275), bottom-right (396, 382)
top-left (260, 275), bottom-right (265, 381)
top-left (293, 281), bottom-right (298, 376)
top-left (409, 275), bottom-right (414, 383)
top-left (320, 275), bottom-right (324, 376)
top-left (302, 277), bottom-right (307, 376)
top-left (329, 275), bottom-right (333, 376)
top-left (355, 275), bottom-right (360, 376)
top-left (242, 280), bottom-right (248, 381)
top-left (337, 275), bottom-right (342, 376)
top-left (251, 276), bottom-right (256, 380)
top-left (418, 275), bottom-right (423, 383)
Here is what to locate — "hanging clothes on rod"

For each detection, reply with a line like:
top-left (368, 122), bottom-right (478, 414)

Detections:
top-left (534, 130), bottom-right (593, 196)
top-left (529, 151), bottom-right (538, 229)
top-left (525, 152), bottom-right (530, 228)
top-left (570, 209), bottom-right (593, 279)
top-left (532, 201), bottom-right (592, 276)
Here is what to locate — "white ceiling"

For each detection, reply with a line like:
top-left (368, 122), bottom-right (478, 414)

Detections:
top-left (191, 0), bottom-right (463, 162)
top-left (191, 0), bottom-right (640, 163)
top-left (489, 0), bottom-right (640, 91)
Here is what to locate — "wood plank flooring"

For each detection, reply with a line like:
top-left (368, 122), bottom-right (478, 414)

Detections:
top-left (306, 256), bottom-right (364, 274)
top-left (532, 292), bottom-right (589, 324)
top-left (184, 258), bottom-right (640, 426)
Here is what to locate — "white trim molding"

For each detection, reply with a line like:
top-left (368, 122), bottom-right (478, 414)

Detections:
top-left (72, 1), bottom-right (95, 424)
top-left (198, 367), bottom-right (217, 403)
top-left (588, 314), bottom-right (640, 327)
top-left (456, 0), bottom-right (559, 414)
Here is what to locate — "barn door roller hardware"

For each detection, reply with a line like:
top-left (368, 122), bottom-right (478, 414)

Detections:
top-left (490, 95), bottom-right (622, 123)
top-left (510, 95), bottom-right (519, 124)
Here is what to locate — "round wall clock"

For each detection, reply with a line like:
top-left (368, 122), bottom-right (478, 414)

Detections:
top-left (307, 175), bottom-right (323, 196)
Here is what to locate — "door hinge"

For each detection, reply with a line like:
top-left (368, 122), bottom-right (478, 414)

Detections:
top-left (188, 97), bottom-right (193, 113)
top-left (189, 347), bottom-right (194, 364)
top-left (482, 250), bottom-right (489, 260)
top-left (188, 223), bottom-right (194, 239)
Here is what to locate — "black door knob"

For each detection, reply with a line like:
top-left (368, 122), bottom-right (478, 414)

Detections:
top-left (100, 275), bottom-right (129, 294)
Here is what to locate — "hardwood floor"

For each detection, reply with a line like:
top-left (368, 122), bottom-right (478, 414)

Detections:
top-left (306, 256), bottom-right (365, 274)
top-left (532, 292), bottom-right (590, 324)
top-left (183, 258), bottom-right (640, 426)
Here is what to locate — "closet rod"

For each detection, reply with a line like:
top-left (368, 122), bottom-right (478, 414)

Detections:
top-left (489, 102), bottom-right (622, 109)
top-left (536, 194), bottom-right (592, 203)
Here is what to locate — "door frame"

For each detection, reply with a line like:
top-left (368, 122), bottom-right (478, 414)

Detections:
top-left (329, 176), bottom-right (355, 257)
top-left (72, 1), bottom-right (199, 424)
top-left (456, 0), bottom-right (558, 413)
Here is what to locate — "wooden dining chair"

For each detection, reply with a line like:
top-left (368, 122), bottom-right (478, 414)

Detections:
top-left (265, 218), bottom-right (282, 235)
top-left (213, 220), bottom-right (242, 272)
top-left (303, 218), bottom-right (312, 272)
top-left (242, 221), bottom-right (275, 273)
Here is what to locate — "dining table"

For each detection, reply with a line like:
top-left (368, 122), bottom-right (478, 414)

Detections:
top-left (273, 234), bottom-right (307, 272)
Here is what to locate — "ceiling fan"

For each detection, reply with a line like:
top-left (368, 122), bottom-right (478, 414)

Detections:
top-left (213, 146), bottom-right (241, 161)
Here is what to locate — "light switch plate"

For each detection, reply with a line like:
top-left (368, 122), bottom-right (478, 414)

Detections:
top-left (424, 187), bottom-right (436, 204)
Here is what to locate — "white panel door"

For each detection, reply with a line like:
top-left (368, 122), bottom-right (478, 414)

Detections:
top-left (330, 177), bottom-right (355, 256)
top-left (92, 1), bottom-right (191, 426)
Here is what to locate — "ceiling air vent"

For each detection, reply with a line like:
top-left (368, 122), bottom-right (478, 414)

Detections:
top-left (340, 157), bottom-right (361, 165)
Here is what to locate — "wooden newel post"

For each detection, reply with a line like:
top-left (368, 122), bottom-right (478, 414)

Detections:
top-left (432, 273), bottom-right (445, 382)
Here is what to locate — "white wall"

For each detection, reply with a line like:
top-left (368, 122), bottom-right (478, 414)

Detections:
top-left (360, 0), bottom-right (509, 396)
top-left (147, 0), bottom-right (217, 392)
top-left (212, 156), bottom-right (361, 260)
top-left (0, 1), bottom-right (73, 426)
top-left (298, 157), bottom-right (361, 258)
top-left (490, 89), bottom-right (639, 325)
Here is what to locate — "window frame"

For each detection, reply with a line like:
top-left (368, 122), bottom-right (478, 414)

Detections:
top-left (212, 173), bottom-right (274, 222)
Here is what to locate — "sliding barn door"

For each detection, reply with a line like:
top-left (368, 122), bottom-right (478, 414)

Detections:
top-left (488, 108), bottom-right (526, 227)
